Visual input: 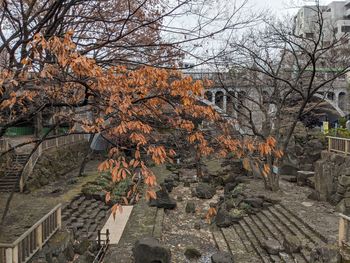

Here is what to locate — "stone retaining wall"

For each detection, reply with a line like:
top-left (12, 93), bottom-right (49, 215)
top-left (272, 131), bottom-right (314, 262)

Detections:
top-left (27, 142), bottom-right (89, 190)
top-left (314, 151), bottom-right (350, 213)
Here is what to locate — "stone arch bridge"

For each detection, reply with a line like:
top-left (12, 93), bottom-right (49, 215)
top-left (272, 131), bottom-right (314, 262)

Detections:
top-left (186, 71), bottom-right (349, 118)
top-left (200, 86), bottom-right (349, 118)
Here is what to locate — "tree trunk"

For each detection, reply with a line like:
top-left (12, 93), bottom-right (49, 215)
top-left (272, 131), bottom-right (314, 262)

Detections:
top-left (195, 149), bottom-right (203, 178)
top-left (264, 157), bottom-right (280, 192)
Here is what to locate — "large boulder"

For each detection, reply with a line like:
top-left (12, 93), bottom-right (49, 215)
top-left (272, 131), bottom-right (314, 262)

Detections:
top-left (132, 237), bottom-right (171, 263)
top-left (195, 183), bottom-right (216, 199)
top-left (211, 251), bottom-right (234, 263)
top-left (149, 188), bottom-right (176, 209)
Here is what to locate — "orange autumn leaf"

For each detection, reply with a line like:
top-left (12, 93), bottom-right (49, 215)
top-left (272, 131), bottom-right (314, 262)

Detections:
top-left (122, 197), bottom-right (129, 205)
top-left (146, 190), bottom-right (157, 200)
top-left (263, 164), bottom-right (271, 174)
top-left (111, 204), bottom-right (123, 220)
top-left (105, 192), bottom-right (111, 203)
top-left (205, 207), bottom-right (217, 223)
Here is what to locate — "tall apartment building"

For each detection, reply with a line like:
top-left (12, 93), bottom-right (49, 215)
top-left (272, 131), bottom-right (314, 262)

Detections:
top-left (294, 1), bottom-right (350, 42)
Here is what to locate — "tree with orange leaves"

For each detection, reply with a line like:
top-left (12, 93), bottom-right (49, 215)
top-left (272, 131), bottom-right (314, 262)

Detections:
top-left (0, 32), bottom-right (225, 221)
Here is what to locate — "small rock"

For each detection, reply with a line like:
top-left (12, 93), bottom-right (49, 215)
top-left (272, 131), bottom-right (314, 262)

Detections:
top-left (224, 182), bottom-right (238, 195)
top-left (301, 202), bottom-right (313, 207)
top-left (243, 197), bottom-right (264, 208)
top-left (194, 222), bottom-right (201, 230)
top-left (65, 246), bottom-right (75, 261)
top-left (149, 188), bottom-right (177, 210)
top-left (164, 178), bottom-right (175, 192)
top-left (262, 238), bottom-right (282, 255)
top-left (51, 188), bottom-right (63, 194)
top-left (211, 251), bottom-right (234, 263)
top-left (215, 209), bottom-right (240, 228)
top-left (67, 178), bottom-right (78, 185)
top-left (57, 253), bottom-right (67, 263)
top-left (310, 245), bottom-right (341, 263)
top-left (132, 236), bottom-right (171, 263)
top-left (177, 196), bottom-right (183, 202)
top-left (74, 238), bottom-right (90, 255)
top-left (195, 183), bottom-right (216, 199)
top-left (184, 247), bottom-right (201, 259)
top-left (283, 234), bottom-right (301, 253)
top-left (185, 201), bottom-right (196, 213)
top-left (308, 191), bottom-right (319, 201)
top-left (202, 175), bottom-right (212, 183)
top-left (339, 175), bottom-right (350, 187)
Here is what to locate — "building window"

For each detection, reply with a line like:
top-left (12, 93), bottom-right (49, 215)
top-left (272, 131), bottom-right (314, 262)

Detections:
top-left (341, 26), bottom-right (350, 32)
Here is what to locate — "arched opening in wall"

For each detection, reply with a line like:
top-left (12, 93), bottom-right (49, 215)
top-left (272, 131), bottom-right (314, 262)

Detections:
top-left (300, 96), bottom-right (342, 128)
top-left (215, 91), bottom-right (224, 109)
top-left (204, 91), bottom-right (213, 103)
top-left (226, 95), bottom-right (234, 116)
top-left (338, 92), bottom-right (347, 111)
top-left (327, 92), bottom-right (335, 100)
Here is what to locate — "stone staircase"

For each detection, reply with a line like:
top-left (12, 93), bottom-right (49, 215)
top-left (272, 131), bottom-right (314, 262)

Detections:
top-left (62, 195), bottom-right (110, 240)
top-left (0, 153), bottom-right (29, 192)
top-left (214, 203), bottom-right (328, 262)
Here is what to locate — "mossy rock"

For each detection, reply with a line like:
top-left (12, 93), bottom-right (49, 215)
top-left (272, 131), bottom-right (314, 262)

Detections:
top-left (184, 247), bottom-right (201, 259)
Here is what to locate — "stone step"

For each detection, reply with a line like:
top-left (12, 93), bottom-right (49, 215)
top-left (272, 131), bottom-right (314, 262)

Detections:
top-left (239, 218), bottom-right (272, 263)
top-left (276, 204), bottom-right (328, 244)
top-left (234, 222), bottom-right (261, 261)
top-left (0, 180), bottom-right (19, 185)
top-left (220, 227), bottom-right (253, 262)
top-left (248, 214), bottom-right (306, 263)
top-left (262, 209), bottom-right (311, 261)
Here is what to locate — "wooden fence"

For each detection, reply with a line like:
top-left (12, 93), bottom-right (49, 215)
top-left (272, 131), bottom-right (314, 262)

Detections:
top-left (19, 134), bottom-right (89, 192)
top-left (0, 139), bottom-right (9, 153)
top-left (0, 204), bottom-right (62, 263)
top-left (328, 136), bottom-right (350, 155)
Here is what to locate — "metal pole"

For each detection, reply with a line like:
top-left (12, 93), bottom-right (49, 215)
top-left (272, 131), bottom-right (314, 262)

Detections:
top-left (97, 230), bottom-right (101, 248)
top-left (106, 229), bottom-right (110, 244)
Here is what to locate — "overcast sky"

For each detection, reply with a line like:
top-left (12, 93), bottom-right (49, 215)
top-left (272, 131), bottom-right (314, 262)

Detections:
top-left (250, 0), bottom-right (339, 15)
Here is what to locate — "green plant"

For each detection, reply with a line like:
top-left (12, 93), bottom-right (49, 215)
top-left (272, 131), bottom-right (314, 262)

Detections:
top-left (327, 128), bottom-right (350, 138)
top-left (339, 117), bottom-right (347, 128)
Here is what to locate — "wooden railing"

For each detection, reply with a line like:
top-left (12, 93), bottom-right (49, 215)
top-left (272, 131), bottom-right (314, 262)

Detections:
top-left (0, 204), bottom-right (62, 263)
top-left (19, 134), bottom-right (89, 192)
top-left (328, 136), bottom-right (350, 155)
top-left (0, 139), bottom-right (9, 153)
top-left (93, 229), bottom-right (110, 263)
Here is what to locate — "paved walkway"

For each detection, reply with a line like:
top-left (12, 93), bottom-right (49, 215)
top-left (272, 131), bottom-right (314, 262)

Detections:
top-left (103, 165), bottom-right (170, 262)
top-left (99, 206), bottom-right (134, 245)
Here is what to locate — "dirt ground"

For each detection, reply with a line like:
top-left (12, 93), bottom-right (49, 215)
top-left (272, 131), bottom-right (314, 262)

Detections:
top-left (161, 182), bottom-right (221, 262)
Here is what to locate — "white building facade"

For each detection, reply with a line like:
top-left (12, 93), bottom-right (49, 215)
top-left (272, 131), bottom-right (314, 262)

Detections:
top-left (295, 1), bottom-right (350, 42)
